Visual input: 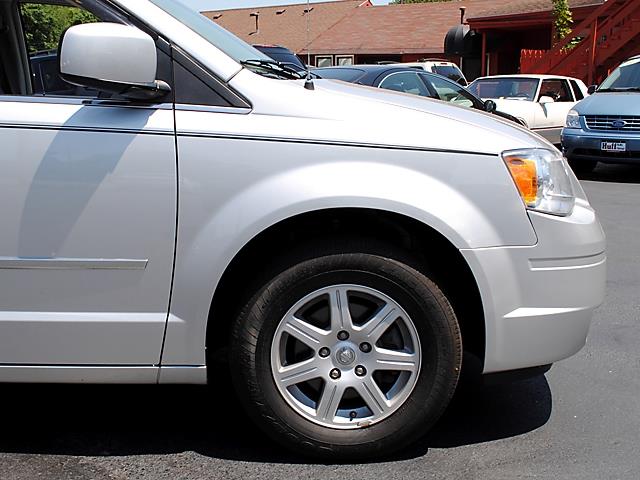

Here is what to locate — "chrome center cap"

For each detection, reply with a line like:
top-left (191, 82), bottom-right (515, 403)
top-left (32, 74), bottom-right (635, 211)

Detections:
top-left (335, 345), bottom-right (357, 366)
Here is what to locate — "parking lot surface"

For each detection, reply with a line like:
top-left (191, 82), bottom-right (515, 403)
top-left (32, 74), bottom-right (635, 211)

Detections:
top-left (0, 163), bottom-right (638, 480)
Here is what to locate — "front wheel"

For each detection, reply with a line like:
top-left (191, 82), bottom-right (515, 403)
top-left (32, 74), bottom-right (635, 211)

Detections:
top-left (230, 251), bottom-right (462, 459)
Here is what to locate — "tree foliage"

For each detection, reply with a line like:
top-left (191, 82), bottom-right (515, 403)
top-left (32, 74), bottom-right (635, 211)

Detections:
top-left (20, 4), bottom-right (97, 53)
top-left (552, 0), bottom-right (573, 44)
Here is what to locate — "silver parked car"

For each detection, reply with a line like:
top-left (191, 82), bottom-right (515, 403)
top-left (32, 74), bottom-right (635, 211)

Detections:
top-left (562, 55), bottom-right (640, 173)
top-left (0, 0), bottom-right (605, 460)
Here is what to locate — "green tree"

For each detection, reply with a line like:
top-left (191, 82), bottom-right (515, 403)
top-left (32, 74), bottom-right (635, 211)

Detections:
top-left (20, 4), bottom-right (97, 53)
top-left (552, 0), bottom-right (573, 44)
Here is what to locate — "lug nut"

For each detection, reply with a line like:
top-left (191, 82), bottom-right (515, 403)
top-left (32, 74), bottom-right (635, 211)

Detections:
top-left (337, 330), bottom-right (349, 340)
top-left (355, 365), bottom-right (367, 377)
top-left (318, 347), bottom-right (330, 358)
top-left (330, 368), bottom-right (341, 380)
top-left (359, 342), bottom-right (371, 353)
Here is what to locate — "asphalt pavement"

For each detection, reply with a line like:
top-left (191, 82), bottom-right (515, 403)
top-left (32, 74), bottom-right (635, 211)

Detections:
top-left (0, 163), bottom-right (638, 480)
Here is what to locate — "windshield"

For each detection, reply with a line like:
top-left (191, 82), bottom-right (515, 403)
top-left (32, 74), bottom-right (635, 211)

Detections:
top-left (599, 57), bottom-right (640, 91)
top-left (468, 78), bottom-right (540, 101)
top-left (149, 0), bottom-right (271, 63)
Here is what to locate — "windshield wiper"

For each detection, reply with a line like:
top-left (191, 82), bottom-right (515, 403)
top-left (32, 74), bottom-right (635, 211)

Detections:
top-left (597, 87), bottom-right (640, 92)
top-left (241, 59), bottom-right (305, 80)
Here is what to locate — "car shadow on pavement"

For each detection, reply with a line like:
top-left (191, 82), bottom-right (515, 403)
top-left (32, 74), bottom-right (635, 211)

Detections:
top-left (422, 374), bottom-right (552, 449)
top-left (575, 163), bottom-right (640, 183)
top-left (0, 372), bottom-right (551, 464)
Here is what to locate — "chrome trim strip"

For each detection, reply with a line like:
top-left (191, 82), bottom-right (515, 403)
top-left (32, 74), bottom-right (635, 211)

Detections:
top-left (0, 123), bottom-right (173, 136)
top-left (176, 131), bottom-right (496, 156)
top-left (0, 257), bottom-right (148, 270)
top-left (175, 104), bottom-right (251, 114)
top-left (0, 363), bottom-right (155, 367)
top-left (0, 95), bottom-right (173, 110)
top-left (530, 126), bottom-right (560, 132)
top-left (0, 365), bottom-right (158, 384)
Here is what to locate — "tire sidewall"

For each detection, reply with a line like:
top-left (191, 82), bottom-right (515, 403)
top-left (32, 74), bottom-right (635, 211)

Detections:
top-left (232, 253), bottom-right (461, 457)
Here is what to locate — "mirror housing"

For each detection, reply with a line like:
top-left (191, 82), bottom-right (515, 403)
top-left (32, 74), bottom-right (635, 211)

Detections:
top-left (60, 23), bottom-right (170, 101)
top-left (539, 95), bottom-right (555, 104)
top-left (484, 99), bottom-right (497, 113)
top-left (587, 84), bottom-right (598, 94)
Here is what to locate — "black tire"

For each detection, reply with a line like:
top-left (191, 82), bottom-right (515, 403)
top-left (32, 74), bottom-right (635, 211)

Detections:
top-left (568, 158), bottom-right (597, 175)
top-left (229, 248), bottom-right (462, 460)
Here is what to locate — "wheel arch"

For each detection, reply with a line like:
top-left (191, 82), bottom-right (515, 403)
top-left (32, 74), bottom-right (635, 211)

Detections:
top-left (205, 207), bottom-right (486, 374)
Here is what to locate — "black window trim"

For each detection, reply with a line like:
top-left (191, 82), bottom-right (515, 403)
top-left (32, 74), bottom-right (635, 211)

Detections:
top-left (172, 46), bottom-right (251, 110)
top-left (115, 0), bottom-right (251, 110)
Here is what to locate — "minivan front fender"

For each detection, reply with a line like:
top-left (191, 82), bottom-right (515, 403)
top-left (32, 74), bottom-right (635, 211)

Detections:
top-left (160, 138), bottom-right (537, 368)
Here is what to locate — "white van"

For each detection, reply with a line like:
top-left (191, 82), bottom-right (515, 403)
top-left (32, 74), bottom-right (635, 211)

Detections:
top-left (397, 59), bottom-right (468, 85)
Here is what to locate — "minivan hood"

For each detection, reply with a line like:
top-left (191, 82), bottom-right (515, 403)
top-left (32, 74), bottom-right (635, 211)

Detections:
top-left (573, 92), bottom-right (640, 115)
top-left (225, 71), bottom-right (557, 155)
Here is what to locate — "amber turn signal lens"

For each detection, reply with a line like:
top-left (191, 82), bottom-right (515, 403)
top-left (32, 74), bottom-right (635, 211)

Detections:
top-left (504, 156), bottom-right (538, 206)
top-left (502, 148), bottom-right (574, 216)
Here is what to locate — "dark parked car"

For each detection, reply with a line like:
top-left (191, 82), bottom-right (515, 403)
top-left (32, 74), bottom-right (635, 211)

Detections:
top-left (30, 51), bottom-right (75, 95)
top-left (253, 44), bottom-right (306, 73)
top-left (313, 65), bottom-right (526, 125)
top-left (30, 51), bottom-right (96, 96)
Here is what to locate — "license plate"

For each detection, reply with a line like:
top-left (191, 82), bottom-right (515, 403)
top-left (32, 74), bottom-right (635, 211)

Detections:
top-left (601, 141), bottom-right (626, 152)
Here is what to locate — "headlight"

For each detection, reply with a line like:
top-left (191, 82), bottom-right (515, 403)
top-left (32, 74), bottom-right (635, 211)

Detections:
top-left (502, 148), bottom-right (575, 216)
top-left (565, 109), bottom-right (581, 128)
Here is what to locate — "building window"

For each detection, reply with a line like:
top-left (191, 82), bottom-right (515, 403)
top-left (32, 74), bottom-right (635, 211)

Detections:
top-left (316, 56), bottom-right (333, 67)
top-left (336, 55), bottom-right (354, 66)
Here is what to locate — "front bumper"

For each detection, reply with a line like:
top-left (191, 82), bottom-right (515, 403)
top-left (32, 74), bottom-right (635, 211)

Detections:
top-left (562, 128), bottom-right (640, 164)
top-left (461, 200), bottom-right (606, 374)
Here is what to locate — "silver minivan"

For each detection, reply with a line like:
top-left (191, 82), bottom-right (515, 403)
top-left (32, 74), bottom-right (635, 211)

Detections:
top-left (0, 0), bottom-right (605, 459)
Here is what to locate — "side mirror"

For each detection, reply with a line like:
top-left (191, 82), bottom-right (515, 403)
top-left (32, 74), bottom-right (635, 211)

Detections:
top-left (539, 95), bottom-right (555, 104)
top-left (60, 23), bottom-right (170, 101)
top-left (587, 85), bottom-right (598, 94)
top-left (484, 99), bottom-right (496, 113)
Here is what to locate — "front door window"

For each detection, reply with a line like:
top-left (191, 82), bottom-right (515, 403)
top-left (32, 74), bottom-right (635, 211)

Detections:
top-left (20, 1), bottom-right (100, 96)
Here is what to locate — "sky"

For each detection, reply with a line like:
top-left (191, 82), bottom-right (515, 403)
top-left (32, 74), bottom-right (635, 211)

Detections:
top-left (179, 0), bottom-right (390, 12)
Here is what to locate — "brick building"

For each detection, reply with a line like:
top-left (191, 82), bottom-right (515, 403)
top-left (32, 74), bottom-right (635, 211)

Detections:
top-left (203, 0), bottom-right (639, 82)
